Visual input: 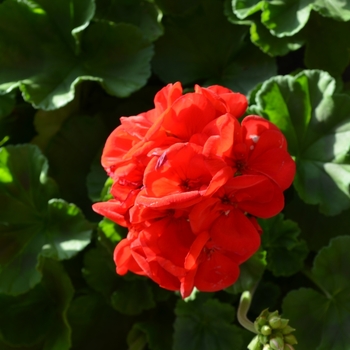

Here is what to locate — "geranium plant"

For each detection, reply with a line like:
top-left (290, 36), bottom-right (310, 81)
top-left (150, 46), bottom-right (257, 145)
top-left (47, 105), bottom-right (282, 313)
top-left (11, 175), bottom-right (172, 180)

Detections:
top-left (0, 0), bottom-right (350, 349)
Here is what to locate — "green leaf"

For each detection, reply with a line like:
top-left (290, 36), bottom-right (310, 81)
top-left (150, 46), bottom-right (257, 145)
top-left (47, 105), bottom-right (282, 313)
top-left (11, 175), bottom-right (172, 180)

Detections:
top-left (111, 278), bottom-right (156, 315)
top-left (154, 0), bottom-right (201, 16)
top-left (0, 0), bottom-right (153, 109)
top-left (0, 258), bottom-right (74, 349)
top-left (285, 195), bottom-right (350, 251)
top-left (67, 292), bottom-right (130, 350)
top-left (83, 243), bottom-right (156, 315)
top-left (82, 244), bottom-right (119, 299)
top-left (152, 0), bottom-right (248, 85)
top-left (86, 149), bottom-right (107, 203)
top-left (0, 92), bottom-right (15, 118)
top-left (98, 217), bottom-right (125, 247)
top-left (173, 297), bottom-right (244, 350)
top-left (32, 98), bottom-right (80, 151)
top-left (225, 249), bottom-right (267, 294)
top-left (304, 12), bottom-right (350, 76)
top-left (232, 0), bottom-right (265, 19)
top-left (0, 144), bottom-right (93, 295)
top-left (205, 41), bottom-right (277, 96)
top-left (250, 17), bottom-right (305, 56)
top-left (313, 0), bottom-right (350, 21)
top-left (258, 214), bottom-right (308, 276)
top-left (127, 320), bottom-right (173, 350)
top-left (261, 0), bottom-right (313, 37)
top-left (46, 115), bottom-right (107, 212)
top-left (95, 0), bottom-right (163, 42)
top-left (251, 70), bottom-right (350, 215)
top-left (282, 236), bottom-right (350, 350)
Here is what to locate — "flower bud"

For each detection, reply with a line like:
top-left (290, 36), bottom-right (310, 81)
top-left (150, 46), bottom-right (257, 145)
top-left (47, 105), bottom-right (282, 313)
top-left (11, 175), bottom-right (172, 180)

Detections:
top-left (268, 311), bottom-right (279, 320)
top-left (283, 344), bottom-right (295, 350)
top-left (259, 334), bottom-right (269, 344)
top-left (254, 317), bottom-right (267, 332)
top-left (261, 325), bottom-right (272, 336)
top-left (270, 336), bottom-right (284, 350)
top-left (281, 326), bottom-right (296, 335)
top-left (279, 319), bottom-right (289, 329)
top-left (284, 334), bottom-right (298, 345)
top-left (263, 345), bottom-right (272, 350)
top-left (269, 317), bottom-right (281, 329)
top-left (247, 336), bottom-right (261, 350)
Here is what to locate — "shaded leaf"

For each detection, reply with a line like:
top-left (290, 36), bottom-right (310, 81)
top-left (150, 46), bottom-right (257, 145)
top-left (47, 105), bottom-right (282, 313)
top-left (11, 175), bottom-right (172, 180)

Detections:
top-left (259, 214), bottom-right (308, 276)
top-left (83, 243), bottom-right (156, 315)
top-left (0, 258), bottom-right (74, 349)
top-left (95, 0), bottom-right (163, 42)
top-left (174, 297), bottom-right (243, 350)
top-left (205, 41), bottom-right (277, 96)
top-left (46, 114), bottom-right (107, 214)
top-left (152, 0), bottom-right (248, 85)
top-left (304, 12), bottom-right (350, 76)
top-left (283, 236), bottom-right (350, 350)
top-left (225, 249), bottom-right (267, 294)
top-left (0, 145), bottom-right (93, 295)
top-left (285, 194), bottom-right (350, 251)
top-left (67, 292), bottom-right (130, 350)
top-left (127, 320), bottom-right (173, 350)
top-left (111, 278), bottom-right (156, 315)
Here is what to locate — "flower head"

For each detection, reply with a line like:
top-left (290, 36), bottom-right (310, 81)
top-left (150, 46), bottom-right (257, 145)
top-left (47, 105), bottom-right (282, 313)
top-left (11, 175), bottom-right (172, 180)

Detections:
top-left (93, 82), bottom-right (296, 298)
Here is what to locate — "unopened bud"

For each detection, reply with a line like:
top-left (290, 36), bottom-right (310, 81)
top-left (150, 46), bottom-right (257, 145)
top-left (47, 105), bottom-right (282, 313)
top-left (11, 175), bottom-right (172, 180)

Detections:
top-left (247, 336), bottom-right (260, 350)
top-left (261, 325), bottom-right (272, 336)
top-left (263, 345), bottom-right (272, 350)
top-left (279, 319), bottom-right (289, 329)
top-left (284, 334), bottom-right (298, 345)
top-left (269, 317), bottom-right (281, 329)
top-left (270, 336), bottom-right (284, 350)
top-left (281, 326), bottom-right (296, 335)
top-left (255, 317), bottom-right (267, 332)
top-left (259, 334), bottom-right (269, 344)
top-left (283, 344), bottom-right (295, 350)
top-left (268, 311), bottom-right (279, 320)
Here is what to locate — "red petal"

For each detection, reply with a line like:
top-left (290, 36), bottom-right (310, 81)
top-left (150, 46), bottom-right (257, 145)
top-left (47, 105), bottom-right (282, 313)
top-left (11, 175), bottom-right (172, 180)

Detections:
top-left (194, 251), bottom-right (240, 292)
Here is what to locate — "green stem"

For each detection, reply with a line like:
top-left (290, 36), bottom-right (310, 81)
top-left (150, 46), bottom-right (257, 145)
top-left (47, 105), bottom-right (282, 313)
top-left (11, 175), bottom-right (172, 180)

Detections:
top-left (237, 286), bottom-right (259, 334)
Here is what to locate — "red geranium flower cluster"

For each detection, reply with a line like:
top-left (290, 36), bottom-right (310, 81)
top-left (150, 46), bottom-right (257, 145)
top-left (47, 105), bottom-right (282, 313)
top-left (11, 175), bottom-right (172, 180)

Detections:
top-left (93, 83), bottom-right (295, 298)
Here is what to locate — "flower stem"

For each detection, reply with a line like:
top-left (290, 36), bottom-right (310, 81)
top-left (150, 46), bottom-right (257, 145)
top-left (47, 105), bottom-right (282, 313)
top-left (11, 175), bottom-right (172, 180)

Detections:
top-left (237, 285), bottom-right (259, 334)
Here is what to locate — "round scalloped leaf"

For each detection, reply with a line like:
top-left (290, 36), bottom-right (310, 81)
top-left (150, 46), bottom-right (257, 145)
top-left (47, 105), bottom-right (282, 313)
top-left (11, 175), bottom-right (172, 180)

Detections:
top-left (152, 0), bottom-right (248, 85)
top-left (259, 214), bottom-right (308, 276)
top-left (94, 0), bottom-right (163, 42)
top-left (283, 236), bottom-right (350, 350)
top-left (313, 0), bottom-right (350, 21)
top-left (0, 144), bottom-right (93, 295)
top-left (251, 70), bottom-right (350, 216)
top-left (0, 0), bottom-right (153, 110)
top-left (232, 0), bottom-right (264, 19)
top-left (261, 0), bottom-right (313, 37)
top-left (174, 297), bottom-right (244, 350)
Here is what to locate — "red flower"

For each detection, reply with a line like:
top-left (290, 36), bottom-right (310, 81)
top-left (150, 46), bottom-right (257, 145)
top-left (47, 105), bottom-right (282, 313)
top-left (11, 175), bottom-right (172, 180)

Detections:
top-left (92, 82), bottom-right (296, 298)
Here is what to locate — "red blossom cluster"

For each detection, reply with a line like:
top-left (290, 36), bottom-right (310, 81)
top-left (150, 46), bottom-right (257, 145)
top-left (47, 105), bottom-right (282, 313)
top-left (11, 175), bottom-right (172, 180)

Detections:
top-left (93, 83), bottom-right (295, 298)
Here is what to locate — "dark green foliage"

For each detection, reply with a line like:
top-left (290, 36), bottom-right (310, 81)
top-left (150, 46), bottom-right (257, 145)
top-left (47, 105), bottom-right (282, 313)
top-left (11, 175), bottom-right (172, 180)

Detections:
top-left (0, 0), bottom-right (349, 348)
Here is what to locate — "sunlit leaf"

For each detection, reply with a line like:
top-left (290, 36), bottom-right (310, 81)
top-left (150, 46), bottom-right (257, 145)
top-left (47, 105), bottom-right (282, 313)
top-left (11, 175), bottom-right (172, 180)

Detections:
top-left (251, 70), bottom-right (350, 215)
